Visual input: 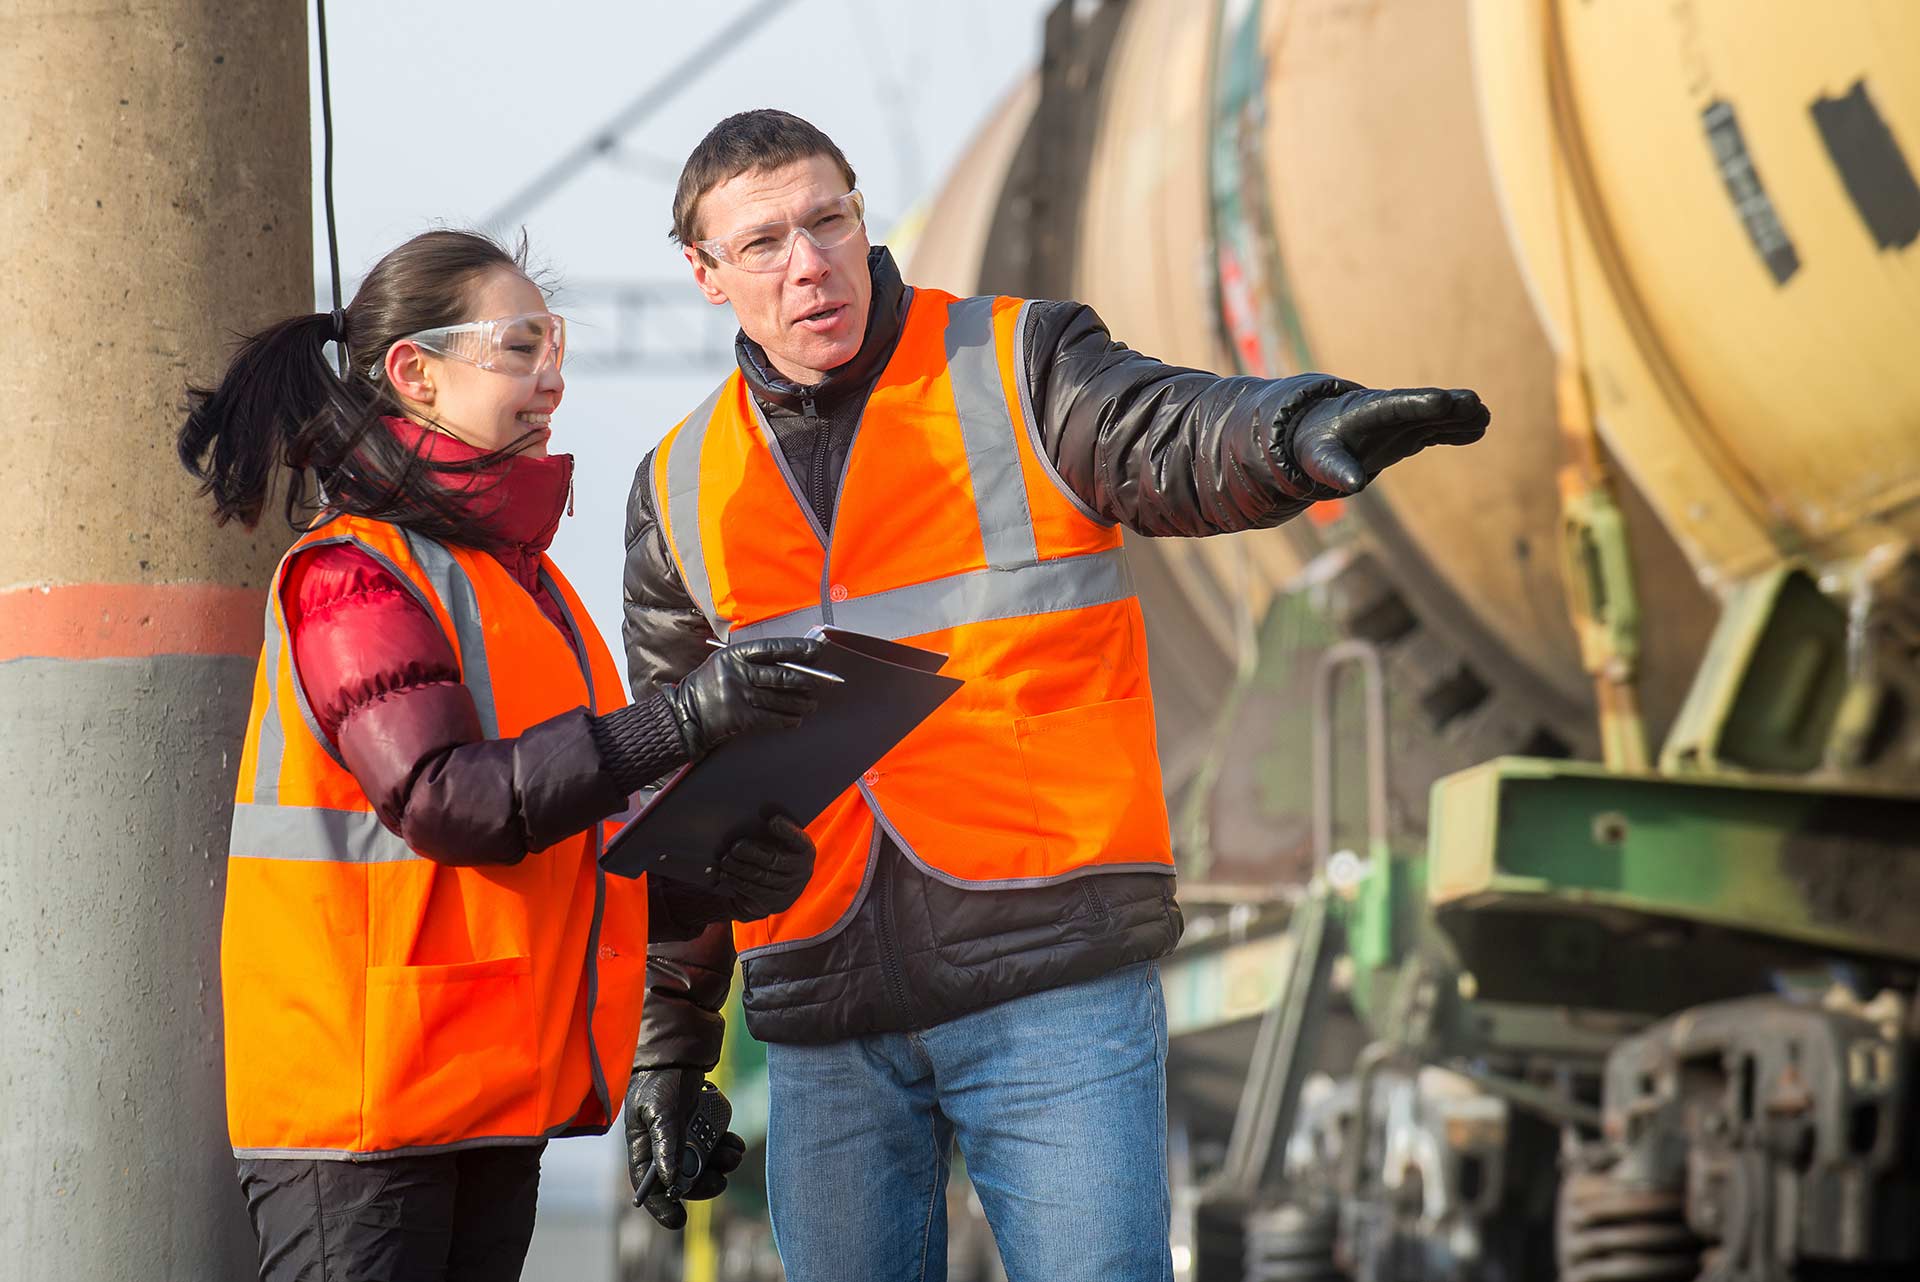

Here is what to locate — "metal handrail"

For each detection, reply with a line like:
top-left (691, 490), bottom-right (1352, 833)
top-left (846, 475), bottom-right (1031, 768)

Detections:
top-left (1311, 639), bottom-right (1391, 874)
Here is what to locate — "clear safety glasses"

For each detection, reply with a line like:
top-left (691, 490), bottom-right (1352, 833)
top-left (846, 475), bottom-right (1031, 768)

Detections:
top-left (696, 190), bottom-right (867, 273)
top-left (388, 311), bottom-right (567, 378)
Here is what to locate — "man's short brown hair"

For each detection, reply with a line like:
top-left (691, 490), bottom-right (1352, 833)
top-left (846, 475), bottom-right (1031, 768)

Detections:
top-left (671, 109), bottom-right (858, 255)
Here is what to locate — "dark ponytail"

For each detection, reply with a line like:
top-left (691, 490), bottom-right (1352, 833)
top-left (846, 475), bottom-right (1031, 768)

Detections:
top-left (178, 311), bottom-right (368, 528)
top-left (177, 229), bottom-right (543, 547)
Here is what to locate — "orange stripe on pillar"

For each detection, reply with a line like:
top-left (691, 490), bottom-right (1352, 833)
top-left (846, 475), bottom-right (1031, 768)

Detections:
top-left (0, 582), bottom-right (263, 662)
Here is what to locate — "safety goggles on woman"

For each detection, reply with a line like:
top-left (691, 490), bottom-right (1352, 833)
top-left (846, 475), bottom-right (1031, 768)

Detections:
top-left (383, 311), bottom-right (567, 378)
top-left (695, 190), bottom-right (866, 273)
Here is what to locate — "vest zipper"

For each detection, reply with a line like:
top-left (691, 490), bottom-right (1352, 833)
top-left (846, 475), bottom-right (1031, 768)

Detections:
top-left (872, 846), bottom-right (917, 1028)
top-left (1080, 876), bottom-right (1112, 926)
top-left (802, 394), bottom-right (832, 531)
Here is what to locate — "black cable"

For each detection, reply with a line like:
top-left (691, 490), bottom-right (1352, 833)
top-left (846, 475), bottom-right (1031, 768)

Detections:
top-left (315, 0), bottom-right (346, 375)
top-left (480, 0), bottom-right (796, 234)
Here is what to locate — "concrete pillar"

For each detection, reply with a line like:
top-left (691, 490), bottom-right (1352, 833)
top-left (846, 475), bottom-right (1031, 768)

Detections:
top-left (1, 5), bottom-right (311, 1278)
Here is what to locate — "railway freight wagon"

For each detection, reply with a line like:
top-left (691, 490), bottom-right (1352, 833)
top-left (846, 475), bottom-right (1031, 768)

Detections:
top-left (621, 3), bottom-right (1920, 1279)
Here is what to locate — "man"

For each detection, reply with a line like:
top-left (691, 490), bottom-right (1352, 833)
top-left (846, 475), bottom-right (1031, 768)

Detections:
top-left (622, 109), bottom-right (1487, 1279)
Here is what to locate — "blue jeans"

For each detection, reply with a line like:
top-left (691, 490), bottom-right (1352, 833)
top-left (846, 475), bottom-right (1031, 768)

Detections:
top-left (763, 960), bottom-right (1172, 1282)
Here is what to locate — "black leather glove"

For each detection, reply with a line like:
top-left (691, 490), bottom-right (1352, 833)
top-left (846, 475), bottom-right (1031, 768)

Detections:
top-left (717, 814), bottom-right (816, 922)
top-left (625, 1068), bottom-right (747, 1231)
top-left (667, 637), bottom-right (829, 759)
top-left (1281, 387), bottom-right (1489, 495)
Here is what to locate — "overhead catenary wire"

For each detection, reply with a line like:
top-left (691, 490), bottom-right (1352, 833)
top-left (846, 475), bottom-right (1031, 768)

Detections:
top-left (479, 0), bottom-right (797, 236)
top-left (840, 0), bottom-right (924, 199)
top-left (315, 0), bottom-right (346, 374)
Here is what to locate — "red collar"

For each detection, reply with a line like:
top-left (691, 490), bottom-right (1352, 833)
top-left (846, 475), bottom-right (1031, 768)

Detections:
top-left (383, 416), bottom-right (573, 558)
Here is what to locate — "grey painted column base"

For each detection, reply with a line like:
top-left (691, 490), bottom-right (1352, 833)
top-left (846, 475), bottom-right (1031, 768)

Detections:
top-left (1, 655), bottom-right (261, 1282)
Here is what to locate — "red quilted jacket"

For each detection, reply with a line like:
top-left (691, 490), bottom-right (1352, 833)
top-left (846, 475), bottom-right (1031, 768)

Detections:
top-left (280, 416), bottom-right (687, 871)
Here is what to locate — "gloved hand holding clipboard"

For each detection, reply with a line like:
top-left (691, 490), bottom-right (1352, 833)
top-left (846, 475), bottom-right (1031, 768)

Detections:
top-left (600, 627), bottom-right (962, 882)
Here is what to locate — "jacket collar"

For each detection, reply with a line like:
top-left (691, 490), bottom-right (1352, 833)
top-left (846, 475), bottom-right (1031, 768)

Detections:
top-left (734, 246), bottom-right (910, 413)
top-left (381, 415), bottom-right (573, 564)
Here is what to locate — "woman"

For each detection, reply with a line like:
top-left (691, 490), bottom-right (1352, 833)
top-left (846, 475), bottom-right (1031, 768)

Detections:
top-left (179, 229), bottom-right (817, 1281)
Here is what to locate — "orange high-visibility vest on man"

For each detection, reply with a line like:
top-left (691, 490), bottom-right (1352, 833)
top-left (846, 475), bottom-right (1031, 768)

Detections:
top-left (650, 289), bottom-right (1177, 957)
top-left (222, 513), bottom-right (647, 1157)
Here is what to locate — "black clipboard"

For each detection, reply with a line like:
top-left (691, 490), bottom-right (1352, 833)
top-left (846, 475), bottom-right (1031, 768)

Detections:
top-left (599, 627), bottom-right (962, 883)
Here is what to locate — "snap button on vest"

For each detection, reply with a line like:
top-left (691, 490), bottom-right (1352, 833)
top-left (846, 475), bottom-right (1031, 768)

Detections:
top-left (829, 583), bottom-right (849, 603)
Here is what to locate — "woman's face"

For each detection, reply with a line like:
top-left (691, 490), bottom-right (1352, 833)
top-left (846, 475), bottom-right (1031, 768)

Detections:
top-left (389, 266), bottom-right (563, 456)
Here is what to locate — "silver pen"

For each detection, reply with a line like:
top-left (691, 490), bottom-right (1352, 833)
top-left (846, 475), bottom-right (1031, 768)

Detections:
top-left (704, 636), bottom-right (846, 684)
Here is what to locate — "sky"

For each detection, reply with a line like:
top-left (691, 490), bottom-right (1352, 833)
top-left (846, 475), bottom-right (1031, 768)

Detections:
top-left (309, 0), bottom-right (1056, 644)
top-left (306, 0), bottom-right (1059, 1261)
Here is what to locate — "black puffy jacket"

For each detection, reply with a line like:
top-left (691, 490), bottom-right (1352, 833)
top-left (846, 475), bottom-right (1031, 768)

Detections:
top-left (624, 248), bottom-right (1353, 1067)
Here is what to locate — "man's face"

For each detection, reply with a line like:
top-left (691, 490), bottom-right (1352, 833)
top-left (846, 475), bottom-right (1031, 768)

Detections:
top-left (685, 154), bottom-right (872, 386)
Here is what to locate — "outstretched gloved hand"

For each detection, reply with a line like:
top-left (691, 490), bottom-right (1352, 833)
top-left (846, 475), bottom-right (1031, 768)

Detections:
top-left (668, 637), bottom-right (829, 759)
top-left (1282, 387), bottom-right (1489, 495)
top-left (626, 1069), bottom-right (746, 1231)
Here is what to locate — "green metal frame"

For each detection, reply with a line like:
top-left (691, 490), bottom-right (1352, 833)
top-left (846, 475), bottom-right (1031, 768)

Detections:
top-left (1427, 756), bottom-right (1920, 1019)
top-left (1661, 565), bottom-right (1854, 775)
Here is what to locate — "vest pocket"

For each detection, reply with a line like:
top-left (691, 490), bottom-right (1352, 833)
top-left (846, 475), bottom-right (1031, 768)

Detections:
top-left (362, 954), bottom-right (537, 1149)
top-left (1014, 696), bottom-right (1168, 875)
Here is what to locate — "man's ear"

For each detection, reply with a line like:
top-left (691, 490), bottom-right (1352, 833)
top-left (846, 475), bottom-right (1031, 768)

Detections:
top-left (685, 246), bottom-right (729, 306)
top-left (385, 342), bottom-right (435, 406)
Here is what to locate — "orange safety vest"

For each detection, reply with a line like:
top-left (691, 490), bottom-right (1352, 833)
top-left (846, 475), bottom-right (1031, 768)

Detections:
top-left (651, 289), bottom-right (1175, 958)
top-left (222, 513), bottom-right (646, 1158)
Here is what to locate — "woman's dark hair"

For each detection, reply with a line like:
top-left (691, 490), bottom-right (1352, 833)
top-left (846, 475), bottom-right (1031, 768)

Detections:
top-left (178, 229), bottom-right (543, 546)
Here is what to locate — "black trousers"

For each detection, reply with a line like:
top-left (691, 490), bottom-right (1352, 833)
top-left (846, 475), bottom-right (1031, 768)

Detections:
top-left (236, 1144), bottom-right (545, 1282)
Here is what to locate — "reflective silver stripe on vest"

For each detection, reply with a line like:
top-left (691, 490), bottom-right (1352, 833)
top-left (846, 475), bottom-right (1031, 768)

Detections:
top-left (539, 566), bottom-right (596, 707)
top-left (403, 530), bottom-right (498, 739)
top-left (540, 563), bottom-right (614, 1129)
top-left (662, 383), bottom-right (729, 638)
top-left (728, 602), bottom-right (830, 644)
top-left (1010, 300), bottom-right (1112, 527)
top-left (252, 591), bottom-right (287, 805)
top-left (228, 801), bottom-right (420, 863)
top-left (733, 546), bottom-right (1135, 644)
top-left (945, 296), bottom-right (1039, 570)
